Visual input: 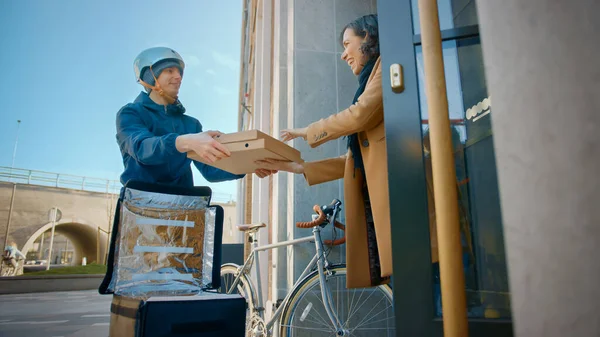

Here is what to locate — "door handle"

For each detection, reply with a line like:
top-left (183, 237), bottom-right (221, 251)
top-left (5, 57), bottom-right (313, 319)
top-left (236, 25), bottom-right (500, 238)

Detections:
top-left (390, 63), bottom-right (404, 93)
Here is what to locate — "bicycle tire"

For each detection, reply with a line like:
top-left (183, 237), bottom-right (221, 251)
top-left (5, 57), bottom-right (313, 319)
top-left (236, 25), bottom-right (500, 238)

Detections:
top-left (278, 264), bottom-right (395, 337)
top-left (219, 263), bottom-right (257, 336)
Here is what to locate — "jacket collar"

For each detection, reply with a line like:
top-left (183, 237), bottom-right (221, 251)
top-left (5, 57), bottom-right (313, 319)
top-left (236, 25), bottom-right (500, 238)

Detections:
top-left (134, 91), bottom-right (186, 116)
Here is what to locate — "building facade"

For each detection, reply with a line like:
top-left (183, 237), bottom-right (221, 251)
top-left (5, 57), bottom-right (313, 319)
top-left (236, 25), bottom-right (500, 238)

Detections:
top-left (236, 0), bottom-right (600, 336)
top-left (236, 0), bottom-right (378, 318)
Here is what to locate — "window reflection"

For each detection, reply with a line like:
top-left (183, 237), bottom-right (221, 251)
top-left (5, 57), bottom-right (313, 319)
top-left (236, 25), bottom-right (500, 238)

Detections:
top-left (416, 38), bottom-right (511, 319)
top-left (411, 0), bottom-right (479, 34)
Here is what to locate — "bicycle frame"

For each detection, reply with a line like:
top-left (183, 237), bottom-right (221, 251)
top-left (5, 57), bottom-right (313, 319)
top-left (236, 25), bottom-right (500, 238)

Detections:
top-left (226, 224), bottom-right (344, 334)
top-left (0, 257), bottom-right (24, 277)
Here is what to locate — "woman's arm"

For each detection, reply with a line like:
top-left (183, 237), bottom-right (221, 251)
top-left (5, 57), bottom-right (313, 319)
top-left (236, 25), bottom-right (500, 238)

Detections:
top-left (306, 57), bottom-right (383, 148)
top-left (255, 155), bottom-right (346, 186)
top-left (302, 155), bottom-right (346, 186)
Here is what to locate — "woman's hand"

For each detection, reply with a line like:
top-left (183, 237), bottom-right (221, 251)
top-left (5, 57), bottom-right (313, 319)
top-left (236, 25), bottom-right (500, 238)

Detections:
top-left (255, 158), bottom-right (304, 174)
top-left (254, 168), bottom-right (278, 178)
top-left (280, 127), bottom-right (308, 142)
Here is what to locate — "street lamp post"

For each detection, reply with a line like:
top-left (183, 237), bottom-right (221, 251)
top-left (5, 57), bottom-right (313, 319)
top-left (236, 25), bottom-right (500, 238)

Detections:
top-left (2, 184), bottom-right (16, 250)
top-left (3, 121), bottom-right (21, 249)
top-left (11, 120), bottom-right (21, 168)
top-left (9, 120), bottom-right (21, 181)
top-left (46, 207), bottom-right (61, 270)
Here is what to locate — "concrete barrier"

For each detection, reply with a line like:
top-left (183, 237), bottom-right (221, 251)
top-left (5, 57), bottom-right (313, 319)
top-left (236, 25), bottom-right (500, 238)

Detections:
top-left (0, 244), bottom-right (245, 295)
top-left (0, 274), bottom-right (104, 295)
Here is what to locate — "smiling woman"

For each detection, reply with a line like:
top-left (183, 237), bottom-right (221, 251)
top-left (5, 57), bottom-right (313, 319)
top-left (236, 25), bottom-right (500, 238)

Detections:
top-left (255, 14), bottom-right (393, 289)
top-left (339, 14), bottom-right (379, 76)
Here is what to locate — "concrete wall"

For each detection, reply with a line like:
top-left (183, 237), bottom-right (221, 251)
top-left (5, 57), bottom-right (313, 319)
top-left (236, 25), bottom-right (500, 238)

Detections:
top-left (271, 0), bottom-right (377, 295)
top-left (0, 182), bottom-right (116, 264)
top-left (0, 182), bottom-right (240, 265)
top-left (476, 0), bottom-right (600, 336)
top-left (0, 274), bottom-right (104, 295)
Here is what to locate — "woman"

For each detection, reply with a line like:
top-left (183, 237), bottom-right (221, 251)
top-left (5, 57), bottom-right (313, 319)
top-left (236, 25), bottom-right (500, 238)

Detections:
top-left (256, 14), bottom-right (391, 289)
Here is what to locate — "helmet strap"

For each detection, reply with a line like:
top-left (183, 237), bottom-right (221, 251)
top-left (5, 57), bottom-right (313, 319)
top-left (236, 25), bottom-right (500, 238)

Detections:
top-left (138, 65), bottom-right (177, 105)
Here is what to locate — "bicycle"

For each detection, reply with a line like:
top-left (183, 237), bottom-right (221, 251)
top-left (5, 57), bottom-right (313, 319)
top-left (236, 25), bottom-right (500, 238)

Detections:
top-left (1, 256), bottom-right (24, 277)
top-left (219, 199), bottom-right (395, 337)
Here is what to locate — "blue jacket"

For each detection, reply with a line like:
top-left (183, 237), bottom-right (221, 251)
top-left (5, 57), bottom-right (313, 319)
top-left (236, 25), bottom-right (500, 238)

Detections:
top-left (116, 92), bottom-right (245, 187)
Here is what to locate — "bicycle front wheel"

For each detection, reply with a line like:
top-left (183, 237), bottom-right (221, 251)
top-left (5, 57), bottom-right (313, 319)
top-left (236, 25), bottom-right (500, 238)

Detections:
top-left (219, 264), bottom-right (256, 329)
top-left (279, 265), bottom-right (395, 337)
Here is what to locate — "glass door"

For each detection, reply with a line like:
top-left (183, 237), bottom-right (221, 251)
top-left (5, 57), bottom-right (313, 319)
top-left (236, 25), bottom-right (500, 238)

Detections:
top-left (378, 0), bottom-right (513, 335)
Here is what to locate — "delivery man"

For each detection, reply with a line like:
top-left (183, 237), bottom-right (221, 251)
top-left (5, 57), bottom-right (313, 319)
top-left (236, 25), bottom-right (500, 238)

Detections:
top-left (116, 47), bottom-right (273, 186)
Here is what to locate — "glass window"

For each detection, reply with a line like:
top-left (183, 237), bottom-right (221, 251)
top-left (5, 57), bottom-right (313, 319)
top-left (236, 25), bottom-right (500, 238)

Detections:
top-left (411, 0), bottom-right (479, 35)
top-left (415, 37), bottom-right (511, 319)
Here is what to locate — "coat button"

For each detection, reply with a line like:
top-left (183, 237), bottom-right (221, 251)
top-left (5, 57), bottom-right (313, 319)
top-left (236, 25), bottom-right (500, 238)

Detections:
top-left (362, 139), bottom-right (369, 147)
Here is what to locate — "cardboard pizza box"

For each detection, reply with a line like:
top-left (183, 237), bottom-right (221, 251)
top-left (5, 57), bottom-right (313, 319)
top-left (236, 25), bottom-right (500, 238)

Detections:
top-left (187, 130), bottom-right (304, 175)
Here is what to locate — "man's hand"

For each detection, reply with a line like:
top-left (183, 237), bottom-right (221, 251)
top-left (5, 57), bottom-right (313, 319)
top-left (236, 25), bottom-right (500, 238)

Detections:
top-left (281, 127), bottom-right (308, 142)
top-left (176, 130), bottom-right (231, 163)
top-left (254, 168), bottom-right (278, 178)
top-left (255, 158), bottom-right (304, 174)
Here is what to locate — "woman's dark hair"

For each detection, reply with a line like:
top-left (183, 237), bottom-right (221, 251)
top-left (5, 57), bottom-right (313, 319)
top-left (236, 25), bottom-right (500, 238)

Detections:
top-left (339, 14), bottom-right (380, 61)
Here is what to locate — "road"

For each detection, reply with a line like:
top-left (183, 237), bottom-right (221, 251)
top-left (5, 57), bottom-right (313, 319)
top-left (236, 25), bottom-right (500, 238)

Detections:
top-left (0, 290), bottom-right (112, 337)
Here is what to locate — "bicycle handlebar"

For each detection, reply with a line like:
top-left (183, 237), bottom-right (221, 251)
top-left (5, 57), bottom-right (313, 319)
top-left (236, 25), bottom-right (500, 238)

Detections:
top-left (295, 202), bottom-right (346, 246)
top-left (323, 221), bottom-right (346, 246)
top-left (296, 205), bottom-right (327, 228)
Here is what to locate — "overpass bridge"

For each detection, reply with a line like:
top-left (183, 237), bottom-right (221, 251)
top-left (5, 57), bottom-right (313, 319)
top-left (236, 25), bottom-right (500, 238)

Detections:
top-left (0, 167), bottom-right (239, 266)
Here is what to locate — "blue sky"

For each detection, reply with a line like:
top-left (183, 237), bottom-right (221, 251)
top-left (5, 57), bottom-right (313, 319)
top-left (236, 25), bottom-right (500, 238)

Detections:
top-left (0, 0), bottom-right (243, 200)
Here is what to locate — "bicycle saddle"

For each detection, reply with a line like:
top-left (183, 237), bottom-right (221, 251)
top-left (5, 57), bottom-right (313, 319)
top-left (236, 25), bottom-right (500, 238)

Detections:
top-left (237, 223), bottom-right (267, 232)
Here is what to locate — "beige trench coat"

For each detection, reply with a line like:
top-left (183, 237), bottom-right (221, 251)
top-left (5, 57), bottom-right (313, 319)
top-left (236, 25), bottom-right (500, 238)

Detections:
top-left (301, 57), bottom-right (392, 288)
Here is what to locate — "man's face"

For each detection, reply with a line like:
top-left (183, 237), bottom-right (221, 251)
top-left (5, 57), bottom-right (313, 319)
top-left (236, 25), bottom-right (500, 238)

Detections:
top-left (156, 66), bottom-right (182, 96)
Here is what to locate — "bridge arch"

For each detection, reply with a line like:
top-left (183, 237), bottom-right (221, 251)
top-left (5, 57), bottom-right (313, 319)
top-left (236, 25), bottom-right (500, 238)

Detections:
top-left (21, 218), bottom-right (109, 265)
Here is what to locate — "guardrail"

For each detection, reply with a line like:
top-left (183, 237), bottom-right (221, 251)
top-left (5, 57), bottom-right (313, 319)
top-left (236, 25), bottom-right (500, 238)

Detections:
top-left (0, 166), bottom-right (235, 202)
top-left (0, 166), bottom-right (121, 194)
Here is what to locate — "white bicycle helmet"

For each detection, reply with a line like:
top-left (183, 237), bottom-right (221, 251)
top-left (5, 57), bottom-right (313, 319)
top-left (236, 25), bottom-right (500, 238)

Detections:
top-left (133, 47), bottom-right (185, 103)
